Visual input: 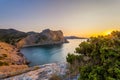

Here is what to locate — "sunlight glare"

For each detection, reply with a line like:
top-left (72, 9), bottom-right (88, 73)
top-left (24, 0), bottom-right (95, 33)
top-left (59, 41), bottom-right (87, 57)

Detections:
top-left (104, 30), bottom-right (112, 35)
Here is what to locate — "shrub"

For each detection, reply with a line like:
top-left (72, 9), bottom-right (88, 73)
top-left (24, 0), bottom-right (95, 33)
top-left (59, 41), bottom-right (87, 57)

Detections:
top-left (67, 31), bottom-right (120, 80)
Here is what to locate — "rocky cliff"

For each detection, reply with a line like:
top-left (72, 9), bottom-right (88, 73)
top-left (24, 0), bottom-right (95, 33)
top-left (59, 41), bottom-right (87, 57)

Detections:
top-left (0, 42), bottom-right (28, 76)
top-left (17, 29), bottom-right (68, 48)
top-left (0, 28), bottom-right (68, 48)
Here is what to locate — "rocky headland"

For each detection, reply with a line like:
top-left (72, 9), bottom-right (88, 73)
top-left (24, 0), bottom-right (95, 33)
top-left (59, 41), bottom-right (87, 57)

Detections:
top-left (0, 29), bottom-right (68, 48)
top-left (17, 29), bottom-right (68, 48)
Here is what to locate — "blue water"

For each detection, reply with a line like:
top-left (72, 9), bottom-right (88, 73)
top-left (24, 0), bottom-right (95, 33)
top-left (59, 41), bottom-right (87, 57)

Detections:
top-left (20, 39), bottom-right (86, 66)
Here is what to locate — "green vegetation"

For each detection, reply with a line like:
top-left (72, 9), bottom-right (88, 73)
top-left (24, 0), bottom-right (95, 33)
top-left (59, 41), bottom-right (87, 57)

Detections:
top-left (66, 31), bottom-right (120, 80)
top-left (0, 34), bottom-right (27, 45)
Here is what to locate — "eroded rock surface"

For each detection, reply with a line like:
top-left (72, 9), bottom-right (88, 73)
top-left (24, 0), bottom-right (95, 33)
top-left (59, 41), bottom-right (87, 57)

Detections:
top-left (4, 63), bottom-right (67, 80)
top-left (17, 29), bottom-right (68, 48)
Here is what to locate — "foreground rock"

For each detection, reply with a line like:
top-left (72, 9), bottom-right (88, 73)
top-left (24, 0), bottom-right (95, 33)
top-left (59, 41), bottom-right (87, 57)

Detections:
top-left (4, 63), bottom-right (67, 80)
top-left (17, 29), bottom-right (68, 48)
top-left (0, 42), bottom-right (28, 77)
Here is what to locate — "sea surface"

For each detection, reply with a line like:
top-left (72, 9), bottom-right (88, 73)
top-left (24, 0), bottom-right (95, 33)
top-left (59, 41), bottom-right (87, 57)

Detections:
top-left (21, 39), bottom-right (87, 66)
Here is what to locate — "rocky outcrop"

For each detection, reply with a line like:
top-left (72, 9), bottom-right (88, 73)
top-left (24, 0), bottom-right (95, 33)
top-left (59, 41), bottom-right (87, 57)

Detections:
top-left (4, 63), bottom-right (67, 80)
top-left (0, 28), bottom-right (68, 48)
top-left (0, 42), bottom-right (28, 75)
top-left (17, 29), bottom-right (68, 48)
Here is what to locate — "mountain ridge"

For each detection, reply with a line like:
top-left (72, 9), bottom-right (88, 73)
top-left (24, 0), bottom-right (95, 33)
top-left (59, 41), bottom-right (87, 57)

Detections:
top-left (0, 28), bottom-right (68, 48)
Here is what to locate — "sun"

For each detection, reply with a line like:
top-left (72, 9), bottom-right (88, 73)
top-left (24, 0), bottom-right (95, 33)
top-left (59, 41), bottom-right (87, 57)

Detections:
top-left (106, 31), bottom-right (111, 35)
top-left (104, 30), bottom-right (112, 35)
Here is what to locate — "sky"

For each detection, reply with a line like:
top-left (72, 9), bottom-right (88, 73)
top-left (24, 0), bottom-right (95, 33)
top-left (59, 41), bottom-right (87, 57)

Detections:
top-left (0, 0), bottom-right (120, 37)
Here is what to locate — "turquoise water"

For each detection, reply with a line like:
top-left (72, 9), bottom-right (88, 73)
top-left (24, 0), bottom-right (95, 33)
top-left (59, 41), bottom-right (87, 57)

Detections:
top-left (20, 39), bottom-right (86, 66)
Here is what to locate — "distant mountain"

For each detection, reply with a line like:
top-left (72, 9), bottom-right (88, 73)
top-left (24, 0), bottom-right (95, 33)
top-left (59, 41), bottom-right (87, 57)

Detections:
top-left (27, 31), bottom-right (39, 35)
top-left (65, 36), bottom-right (87, 39)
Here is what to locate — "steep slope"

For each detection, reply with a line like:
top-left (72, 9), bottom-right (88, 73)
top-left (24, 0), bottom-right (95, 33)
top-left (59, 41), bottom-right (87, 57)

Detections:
top-left (0, 42), bottom-right (28, 75)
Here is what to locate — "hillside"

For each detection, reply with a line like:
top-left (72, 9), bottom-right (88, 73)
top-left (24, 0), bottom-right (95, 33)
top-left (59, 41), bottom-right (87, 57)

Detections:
top-left (0, 42), bottom-right (28, 77)
top-left (0, 29), bottom-right (27, 45)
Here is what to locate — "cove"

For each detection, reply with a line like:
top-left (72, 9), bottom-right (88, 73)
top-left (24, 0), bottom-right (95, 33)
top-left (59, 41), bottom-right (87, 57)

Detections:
top-left (20, 39), bottom-right (86, 66)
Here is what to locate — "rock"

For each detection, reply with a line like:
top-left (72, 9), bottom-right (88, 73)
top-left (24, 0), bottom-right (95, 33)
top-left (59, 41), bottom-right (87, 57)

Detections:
top-left (4, 63), bottom-right (67, 80)
top-left (17, 29), bottom-right (68, 48)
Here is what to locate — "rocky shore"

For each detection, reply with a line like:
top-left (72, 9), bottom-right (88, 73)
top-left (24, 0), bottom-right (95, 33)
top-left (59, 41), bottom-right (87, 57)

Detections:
top-left (3, 63), bottom-right (67, 80)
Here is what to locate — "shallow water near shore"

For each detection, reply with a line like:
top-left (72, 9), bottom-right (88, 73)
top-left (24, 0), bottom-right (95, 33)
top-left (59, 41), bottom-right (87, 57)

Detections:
top-left (20, 39), bottom-right (87, 66)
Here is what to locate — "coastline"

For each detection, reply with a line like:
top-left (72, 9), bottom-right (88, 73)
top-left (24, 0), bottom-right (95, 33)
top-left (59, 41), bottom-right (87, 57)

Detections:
top-left (22, 41), bottom-right (69, 48)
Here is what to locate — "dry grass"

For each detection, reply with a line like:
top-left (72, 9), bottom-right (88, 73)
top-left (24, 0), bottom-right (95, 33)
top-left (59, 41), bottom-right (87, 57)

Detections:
top-left (49, 74), bottom-right (62, 80)
top-left (0, 65), bottom-right (28, 74)
top-left (0, 42), bottom-right (29, 79)
top-left (0, 65), bottom-right (41, 79)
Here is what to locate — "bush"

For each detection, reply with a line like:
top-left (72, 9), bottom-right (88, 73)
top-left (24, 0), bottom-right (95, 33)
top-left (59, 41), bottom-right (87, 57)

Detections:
top-left (67, 31), bottom-right (120, 80)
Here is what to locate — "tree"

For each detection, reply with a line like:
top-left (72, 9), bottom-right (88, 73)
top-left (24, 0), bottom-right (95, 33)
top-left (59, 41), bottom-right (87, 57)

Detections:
top-left (66, 31), bottom-right (120, 80)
